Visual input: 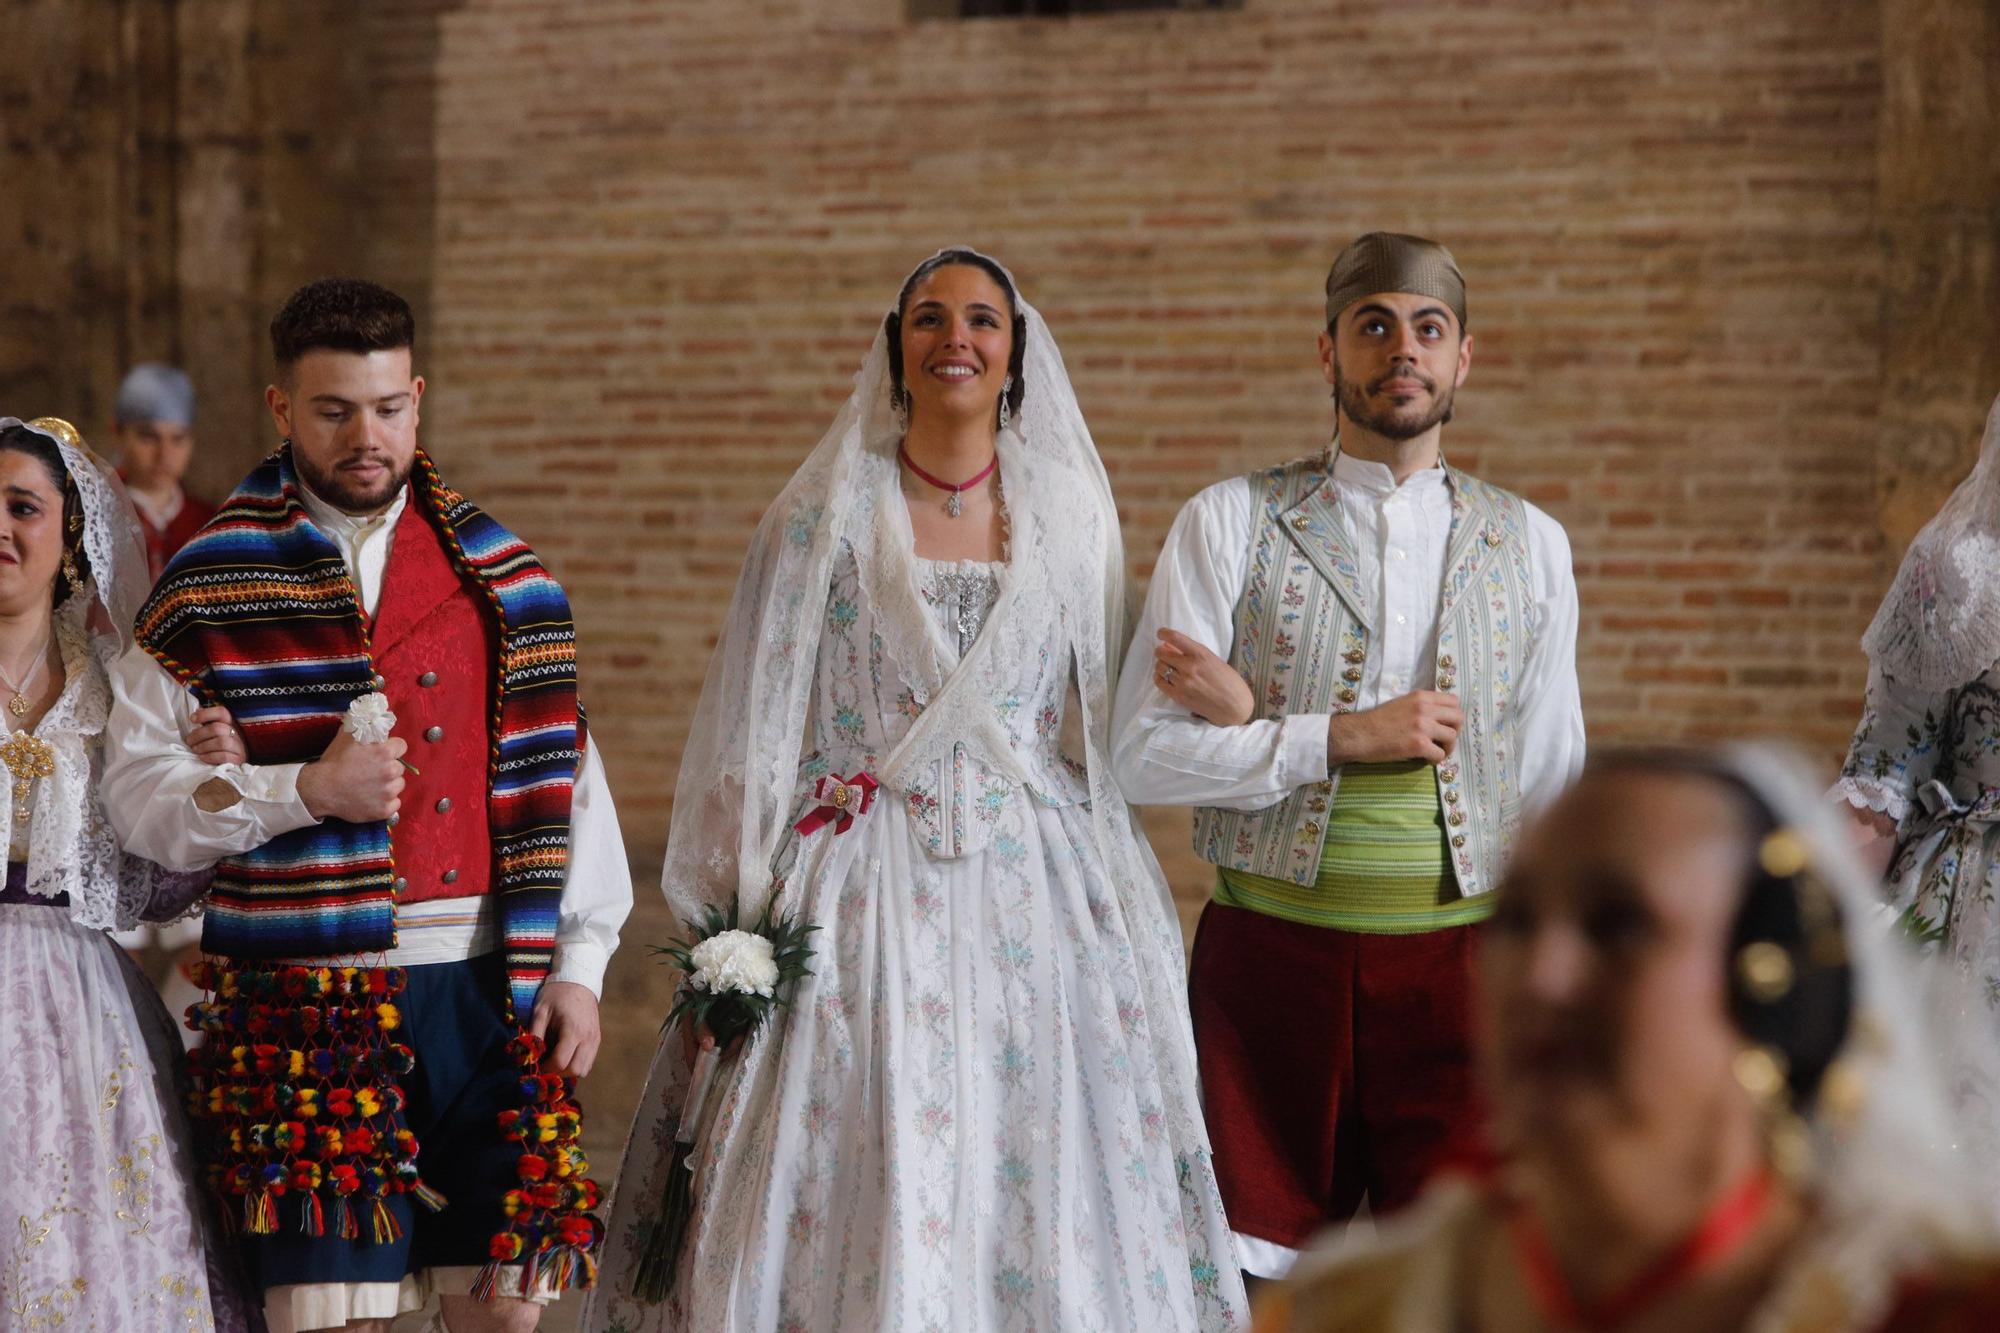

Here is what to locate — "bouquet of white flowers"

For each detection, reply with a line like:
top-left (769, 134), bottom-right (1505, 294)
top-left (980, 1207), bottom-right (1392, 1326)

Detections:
top-left (629, 900), bottom-right (816, 1302)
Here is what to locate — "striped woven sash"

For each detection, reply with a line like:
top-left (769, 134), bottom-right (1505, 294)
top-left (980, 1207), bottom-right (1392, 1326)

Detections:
top-left (1215, 760), bottom-right (1493, 933)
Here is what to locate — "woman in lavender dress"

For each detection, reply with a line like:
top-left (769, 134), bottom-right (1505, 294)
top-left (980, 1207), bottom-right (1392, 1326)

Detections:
top-left (0, 417), bottom-right (256, 1331)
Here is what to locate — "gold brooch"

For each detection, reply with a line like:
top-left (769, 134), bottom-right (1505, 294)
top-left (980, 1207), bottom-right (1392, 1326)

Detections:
top-left (0, 730), bottom-right (56, 824)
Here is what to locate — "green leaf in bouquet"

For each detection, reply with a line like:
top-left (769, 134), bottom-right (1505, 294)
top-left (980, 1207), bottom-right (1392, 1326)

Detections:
top-left (630, 898), bottom-right (820, 1301)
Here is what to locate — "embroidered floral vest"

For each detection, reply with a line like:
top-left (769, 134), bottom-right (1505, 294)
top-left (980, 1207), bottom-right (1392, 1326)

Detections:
top-left (1190, 454), bottom-right (1538, 898)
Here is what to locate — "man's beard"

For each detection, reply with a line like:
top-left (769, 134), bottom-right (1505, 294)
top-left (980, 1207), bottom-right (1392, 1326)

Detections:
top-left (295, 450), bottom-right (412, 513)
top-left (1334, 362), bottom-right (1456, 441)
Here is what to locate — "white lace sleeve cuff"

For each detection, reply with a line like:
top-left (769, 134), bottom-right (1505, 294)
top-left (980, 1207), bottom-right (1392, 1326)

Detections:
top-left (1832, 775), bottom-right (1910, 826)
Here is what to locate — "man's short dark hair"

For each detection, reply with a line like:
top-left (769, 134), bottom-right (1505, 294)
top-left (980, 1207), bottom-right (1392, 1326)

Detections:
top-left (270, 278), bottom-right (415, 371)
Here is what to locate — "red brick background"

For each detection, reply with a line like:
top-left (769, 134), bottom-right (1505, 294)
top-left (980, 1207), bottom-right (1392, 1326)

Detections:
top-left (6, 3), bottom-right (1999, 1325)
top-left (386, 0), bottom-right (1904, 881)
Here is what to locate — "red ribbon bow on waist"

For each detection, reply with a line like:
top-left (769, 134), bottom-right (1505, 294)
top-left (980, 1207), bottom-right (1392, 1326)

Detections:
top-left (794, 772), bottom-right (879, 837)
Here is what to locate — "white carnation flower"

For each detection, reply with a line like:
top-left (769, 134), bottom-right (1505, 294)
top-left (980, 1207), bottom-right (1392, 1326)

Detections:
top-left (343, 692), bottom-right (397, 744)
top-left (687, 929), bottom-right (779, 997)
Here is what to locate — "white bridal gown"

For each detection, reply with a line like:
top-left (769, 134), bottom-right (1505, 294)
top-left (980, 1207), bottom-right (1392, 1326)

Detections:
top-left (589, 538), bottom-right (1244, 1333)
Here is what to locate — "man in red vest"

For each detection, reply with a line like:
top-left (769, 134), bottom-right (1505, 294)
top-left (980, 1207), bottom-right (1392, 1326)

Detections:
top-left (111, 361), bottom-right (218, 583)
top-left (107, 364), bottom-right (218, 1030)
top-left (105, 279), bottom-right (632, 1333)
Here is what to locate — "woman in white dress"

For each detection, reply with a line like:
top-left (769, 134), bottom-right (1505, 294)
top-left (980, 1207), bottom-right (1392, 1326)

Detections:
top-left (0, 416), bottom-right (255, 1330)
top-left (1839, 393), bottom-right (2000, 1007)
top-left (587, 251), bottom-right (1247, 1332)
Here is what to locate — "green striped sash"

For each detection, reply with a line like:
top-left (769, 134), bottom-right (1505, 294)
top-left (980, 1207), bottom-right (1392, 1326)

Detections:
top-left (1214, 760), bottom-right (1493, 934)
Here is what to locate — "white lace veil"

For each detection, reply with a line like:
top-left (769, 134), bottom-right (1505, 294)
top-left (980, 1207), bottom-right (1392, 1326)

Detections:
top-left (1861, 392), bottom-right (2000, 689)
top-left (1719, 745), bottom-right (2000, 1311)
top-left (659, 246), bottom-right (1199, 1109)
top-left (0, 416), bottom-right (162, 927)
top-left (5, 417), bottom-right (153, 658)
top-left (663, 251), bottom-right (1126, 906)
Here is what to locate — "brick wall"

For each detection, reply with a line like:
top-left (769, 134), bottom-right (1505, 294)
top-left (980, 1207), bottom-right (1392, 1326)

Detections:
top-left (342, 1), bottom-right (1916, 1217)
top-left (386, 0), bottom-right (1891, 849)
top-left (1, 0), bottom-right (178, 431)
top-left (7, 8), bottom-right (1999, 1323)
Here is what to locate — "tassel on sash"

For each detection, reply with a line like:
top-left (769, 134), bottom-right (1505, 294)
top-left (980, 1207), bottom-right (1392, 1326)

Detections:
top-left (184, 962), bottom-right (447, 1244)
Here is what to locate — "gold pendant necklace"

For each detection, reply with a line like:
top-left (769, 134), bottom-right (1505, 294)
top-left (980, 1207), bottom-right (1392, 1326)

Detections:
top-left (0, 633), bottom-right (51, 719)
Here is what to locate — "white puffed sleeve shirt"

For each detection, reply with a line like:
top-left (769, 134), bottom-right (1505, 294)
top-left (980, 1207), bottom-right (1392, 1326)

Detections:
top-left (101, 481), bottom-right (632, 996)
top-left (1112, 451), bottom-right (1585, 818)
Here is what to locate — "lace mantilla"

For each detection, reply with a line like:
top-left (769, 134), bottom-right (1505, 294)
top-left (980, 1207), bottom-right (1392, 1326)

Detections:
top-left (656, 249), bottom-right (1203, 1154)
top-left (1864, 394), bottom-right (2000, 689)
top-left (0, 417), bottom-right (175, 930)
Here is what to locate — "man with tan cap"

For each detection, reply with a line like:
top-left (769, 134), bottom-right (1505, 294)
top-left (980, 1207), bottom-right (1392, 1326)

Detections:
top-left (1112, 232), bottom-right (1584, 1278)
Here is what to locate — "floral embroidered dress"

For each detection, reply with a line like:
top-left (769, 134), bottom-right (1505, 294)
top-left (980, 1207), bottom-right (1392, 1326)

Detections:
top-left (1838, 663), bottom-right (2000, 1003)
top-left (1, 630), bottom-right (225, 1331)
top-left (0, 417), bottom-right (253, 1331)
top-left (1840, 396), bottom-right (2000, 1008)
top-left (590, 536), bottom-right (1242, 1332)
top-left (588, 256), bottom-right (1244, 1333)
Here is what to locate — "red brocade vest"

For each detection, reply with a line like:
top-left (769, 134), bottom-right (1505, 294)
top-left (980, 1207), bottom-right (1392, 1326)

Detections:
top-left (371, 498), bottom-right (498, 906)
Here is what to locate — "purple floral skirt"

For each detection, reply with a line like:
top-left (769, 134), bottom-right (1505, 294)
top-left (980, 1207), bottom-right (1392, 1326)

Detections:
top-left (0, 861), bottom-right (262, 1330)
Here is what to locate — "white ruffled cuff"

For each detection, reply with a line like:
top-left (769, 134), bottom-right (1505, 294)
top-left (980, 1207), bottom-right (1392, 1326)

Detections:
top-left (1832, 774), bottom-right (1911, 826)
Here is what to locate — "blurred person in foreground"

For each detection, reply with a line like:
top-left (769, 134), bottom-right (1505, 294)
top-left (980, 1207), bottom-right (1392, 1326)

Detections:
top-left (1257, 745), bottom-right (2000, 1332)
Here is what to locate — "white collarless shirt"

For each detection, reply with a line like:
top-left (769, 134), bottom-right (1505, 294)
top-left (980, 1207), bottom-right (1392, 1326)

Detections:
top-left (295, 477), bottom-right (408, 618)
top-left (1111, 449), bottom-right (1585, 819)
top-left (1111, 449), bottom-right (1584, 1279)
